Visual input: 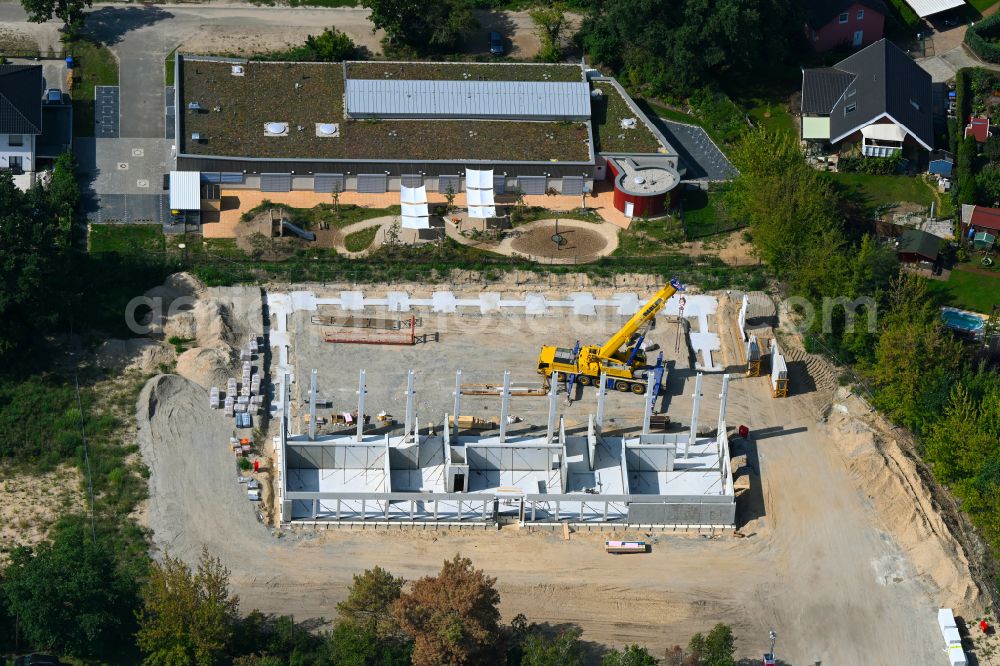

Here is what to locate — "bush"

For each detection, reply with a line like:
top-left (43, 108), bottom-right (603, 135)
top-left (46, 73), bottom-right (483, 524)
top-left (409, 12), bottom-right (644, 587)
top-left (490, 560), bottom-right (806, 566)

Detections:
top-left (966, 14), bottom-right (1000, 64)
top-left (837, 153), bottom-right (903, 175)
top-left (688, 87), bottom-right (747, 145)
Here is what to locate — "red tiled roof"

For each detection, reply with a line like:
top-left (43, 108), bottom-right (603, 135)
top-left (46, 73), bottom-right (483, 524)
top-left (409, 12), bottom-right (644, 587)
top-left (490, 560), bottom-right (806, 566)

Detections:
top-left (970, 205), bottom-right (1000, 232)
top-left (965, 117), bottom-right (990, 143)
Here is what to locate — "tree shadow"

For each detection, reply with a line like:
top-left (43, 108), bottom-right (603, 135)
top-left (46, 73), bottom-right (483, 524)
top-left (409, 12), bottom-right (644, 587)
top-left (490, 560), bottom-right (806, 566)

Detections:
top-left (467, 11), bottom-right (518, 58)
top-left (84, 5), bottom-right (174, 46)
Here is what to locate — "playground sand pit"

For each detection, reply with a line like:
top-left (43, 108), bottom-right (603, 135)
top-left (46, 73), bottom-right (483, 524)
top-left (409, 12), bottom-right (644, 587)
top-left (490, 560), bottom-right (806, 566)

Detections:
top-left (510, 222), bottom-right (608, 260)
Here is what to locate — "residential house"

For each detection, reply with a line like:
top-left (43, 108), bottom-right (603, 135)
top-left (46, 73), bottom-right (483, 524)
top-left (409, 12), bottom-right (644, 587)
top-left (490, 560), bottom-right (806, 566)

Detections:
top-left (801, 39), bottom-right (933, 158)
top-left (0, 64), bottom-right (43, 190)
top-left (896, 227), bottom-right (941, 264)
top-left (964, 117), bottom-right (991, 145)
top-left (961, 204), bottom-right (1000, 240)
top-left (804, 0), bottom-right (887, 52)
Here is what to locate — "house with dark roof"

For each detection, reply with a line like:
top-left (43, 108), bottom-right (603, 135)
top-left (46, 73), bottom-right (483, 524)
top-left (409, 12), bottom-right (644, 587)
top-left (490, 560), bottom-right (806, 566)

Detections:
top-left (0, 65), bottom-right (44, 190)
top-left (803, 0), bottom-right (887, 52)
top-left (800, 39), bottom-right (933, 158)
top-left (896, 227), bottom-right (941, 264)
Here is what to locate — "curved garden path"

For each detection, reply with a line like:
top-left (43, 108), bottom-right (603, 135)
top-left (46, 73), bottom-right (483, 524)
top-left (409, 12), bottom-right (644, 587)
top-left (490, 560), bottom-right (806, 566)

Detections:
top-left (445, 218), bottom-right (619, 263)
top-left (330, 215), bottom-right (620, 263)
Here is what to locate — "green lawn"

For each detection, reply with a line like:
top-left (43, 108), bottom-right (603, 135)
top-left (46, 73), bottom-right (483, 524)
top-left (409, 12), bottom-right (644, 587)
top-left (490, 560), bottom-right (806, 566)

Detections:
top-left (165, 48), bottom-right (177, 86)
top-left (614, 216), bottom-right (685, 256)
top-left (89, 224), bottom-right (165, 254)
top-left (66, 38), bottom-right (119, 138)
top-left (927, 268), bottom-right (1000, 313)
top-left (829, 173), bottom-right (937, 210)
top-left (745, 100), bottom-right (795, 140)
top-left (969, 0), bottom-right (999, 13)
top-left (344, 226), bottom-right (379, 252)
top-left (680, 188), bottom-right (741, 239)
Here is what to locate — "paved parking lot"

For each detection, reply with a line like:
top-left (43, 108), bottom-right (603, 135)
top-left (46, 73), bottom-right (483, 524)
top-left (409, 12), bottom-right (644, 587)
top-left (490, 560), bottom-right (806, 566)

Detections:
top-left (95, 86), bottom-right (120, 138)
top-left (85, 137), bottom-right (173, 224)
top-left (655, 119), bottom-right (738, 182)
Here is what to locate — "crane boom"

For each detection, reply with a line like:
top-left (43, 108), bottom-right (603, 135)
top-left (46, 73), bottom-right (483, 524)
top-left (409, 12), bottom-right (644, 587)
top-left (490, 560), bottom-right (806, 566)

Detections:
top-left (598, 278), bottom-right (683, 359)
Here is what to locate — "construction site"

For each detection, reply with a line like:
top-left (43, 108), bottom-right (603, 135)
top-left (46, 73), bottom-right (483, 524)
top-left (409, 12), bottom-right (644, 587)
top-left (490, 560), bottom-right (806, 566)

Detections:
top-left (268, 279), bottom-right (738, 528)
top-left (125, 272), bottom-right (987, 664)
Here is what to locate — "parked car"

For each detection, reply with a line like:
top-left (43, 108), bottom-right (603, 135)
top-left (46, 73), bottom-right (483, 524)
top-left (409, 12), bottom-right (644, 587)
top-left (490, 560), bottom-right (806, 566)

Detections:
top-left (15, 655), bottom-right (62, 666)
top-left (489, 31), bottom-right (504, 56)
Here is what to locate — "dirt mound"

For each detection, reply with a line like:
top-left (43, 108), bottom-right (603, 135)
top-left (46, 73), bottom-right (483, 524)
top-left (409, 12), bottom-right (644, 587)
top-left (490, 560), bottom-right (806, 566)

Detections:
top-left (175, 347), bottom-right (234, 389)
top-left (825, 394), bottom-right (982, 614)
top-left (95, 338), bottom-right (174, 374)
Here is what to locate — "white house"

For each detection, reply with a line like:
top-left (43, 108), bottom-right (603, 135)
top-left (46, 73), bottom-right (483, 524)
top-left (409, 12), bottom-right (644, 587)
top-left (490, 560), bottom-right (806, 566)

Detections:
top-left (0, 65), bottom-right (43, 190)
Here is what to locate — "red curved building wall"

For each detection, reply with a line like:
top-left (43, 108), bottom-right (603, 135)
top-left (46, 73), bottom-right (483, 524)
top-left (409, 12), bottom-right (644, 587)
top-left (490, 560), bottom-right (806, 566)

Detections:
top-left (606, 159), bottom-right (672, 218)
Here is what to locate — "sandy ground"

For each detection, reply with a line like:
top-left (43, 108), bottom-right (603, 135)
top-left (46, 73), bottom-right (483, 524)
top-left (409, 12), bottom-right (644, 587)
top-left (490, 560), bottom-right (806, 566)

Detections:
top-left (122, 273), bottom-right (991, 664)
top-left (0, 466), bottom-right (84, 562)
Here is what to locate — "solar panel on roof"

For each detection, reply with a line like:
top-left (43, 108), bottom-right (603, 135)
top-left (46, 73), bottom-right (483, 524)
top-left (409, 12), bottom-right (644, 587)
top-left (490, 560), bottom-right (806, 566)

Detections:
top-left (345, 79), bottom-right (590, 120)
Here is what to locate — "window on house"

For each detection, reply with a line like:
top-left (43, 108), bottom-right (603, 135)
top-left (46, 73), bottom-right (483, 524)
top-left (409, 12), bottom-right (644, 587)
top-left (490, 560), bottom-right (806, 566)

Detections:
top-left (8, 156), bottom-right (22, 173)
top-left (910, 99), bottom-right (921, 111)
top-left (845, 103), bottom-right (857, 114)
top-left (839, 12), bottom-right (849, 23)
top-left (857, 9), bottom-right (865, 19)
top-left (8, 134), bottom-right (22, 146)
top-left (848, 88), bottom-right (856, 98)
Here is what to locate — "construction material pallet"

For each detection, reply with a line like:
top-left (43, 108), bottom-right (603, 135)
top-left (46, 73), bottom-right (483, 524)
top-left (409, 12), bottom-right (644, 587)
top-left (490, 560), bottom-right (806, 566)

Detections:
top-left (311, 315), bottom-right (422, 330)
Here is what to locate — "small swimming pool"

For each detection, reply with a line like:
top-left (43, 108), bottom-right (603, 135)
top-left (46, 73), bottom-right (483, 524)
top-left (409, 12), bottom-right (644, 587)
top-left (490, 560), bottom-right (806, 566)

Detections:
top-left (941, 308), bottom-right (985, 332)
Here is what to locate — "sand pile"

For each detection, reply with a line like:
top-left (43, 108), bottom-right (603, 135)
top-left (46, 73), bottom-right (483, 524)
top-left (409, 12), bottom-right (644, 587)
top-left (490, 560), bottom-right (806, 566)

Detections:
top-left (143, 273), bottom-right (204, 337)
top-left (175, 347), bottom-right (235, 390)
top-left (95, 338), bottom-right (174, 374)
top-left (824, 393), bottom-right (982, 614)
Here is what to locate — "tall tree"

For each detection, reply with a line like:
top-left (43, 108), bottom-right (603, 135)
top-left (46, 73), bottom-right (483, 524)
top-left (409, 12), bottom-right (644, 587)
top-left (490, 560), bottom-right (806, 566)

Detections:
top-left (20, 0), bottom-right (92, 34)
top-left (530, 4), bottom-right (568, 62)
top-left (579, 0), bottom-right (801, 96)
top-left (520, 626), bottom-right (586, 666)
top-left (391, 554), bottom-right (503, 666)
top-left (0, 171), bottom-right (67, 359)
top-left (362, 0), bottom-right (476, 54)
top-left (2, 520), bottom-right (137, 659)
top-left (687, 623), bottom-right (736, 666)
top-left (136, 547), bottom-right (239, 666)
top-left (337, 565), bottom-right (405, 637)
top-left (600, 644), bottom-right (659, 666)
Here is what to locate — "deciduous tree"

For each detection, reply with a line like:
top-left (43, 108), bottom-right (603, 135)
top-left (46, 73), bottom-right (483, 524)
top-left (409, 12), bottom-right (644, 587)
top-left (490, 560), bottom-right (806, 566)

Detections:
top-left (2, 520), bottom-right (137, 659)
top-left (600, 643), bottom-right (659, 666)
top-left (391, 554), bottom-right (503, 666)
top-left (336, 565), bottom-right (405, 637)
top-left (20, 0), bottom-right (91, 34)
top-left (530, 4), bottom-right (568, 62)
top-left (136, 547), bottom-right (239, 666)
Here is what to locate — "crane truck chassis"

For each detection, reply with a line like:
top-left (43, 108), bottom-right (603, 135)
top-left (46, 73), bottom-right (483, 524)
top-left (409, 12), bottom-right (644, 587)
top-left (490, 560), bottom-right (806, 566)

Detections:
top-left (536, 278), bottom-right (684, 394)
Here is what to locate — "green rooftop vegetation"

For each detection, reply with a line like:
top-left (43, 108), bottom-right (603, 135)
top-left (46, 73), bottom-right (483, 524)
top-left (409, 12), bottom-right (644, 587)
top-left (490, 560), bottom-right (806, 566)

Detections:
top-left (181, 59), bottom-right (591, 162)
top-left (344, 61), bottom-right (583, 82)
top-left (590, 81), bottom-right (663, 154)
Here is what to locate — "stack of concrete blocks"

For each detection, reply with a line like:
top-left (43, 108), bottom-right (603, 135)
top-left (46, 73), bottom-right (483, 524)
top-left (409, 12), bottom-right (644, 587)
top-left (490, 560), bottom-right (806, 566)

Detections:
top-left (227, 378), bottom-right (238, 396)
top-left (938, 609), bottom-right (968, 666)
top-left (209, 387), bottom-right (220, 409)
top-left (224, 395), bottom-right (235, 416)
top-left (241, 361), bottom-right (252, 397)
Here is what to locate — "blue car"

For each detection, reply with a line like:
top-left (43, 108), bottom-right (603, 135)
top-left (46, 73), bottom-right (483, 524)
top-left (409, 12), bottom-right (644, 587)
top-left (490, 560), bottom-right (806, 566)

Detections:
top-left (490, 32), bottom-right (504, 56)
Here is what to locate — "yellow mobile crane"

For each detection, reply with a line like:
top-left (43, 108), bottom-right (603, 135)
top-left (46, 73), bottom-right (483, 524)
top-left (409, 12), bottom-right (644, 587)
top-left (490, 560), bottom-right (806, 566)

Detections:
top-left (536, 278), bottom-right (684, 394)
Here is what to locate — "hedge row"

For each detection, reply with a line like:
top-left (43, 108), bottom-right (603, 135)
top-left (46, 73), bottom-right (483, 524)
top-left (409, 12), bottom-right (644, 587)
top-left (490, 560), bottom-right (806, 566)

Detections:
top-left (966, 14), bottom-right (1000, 63)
